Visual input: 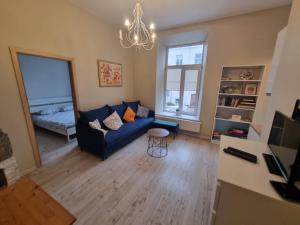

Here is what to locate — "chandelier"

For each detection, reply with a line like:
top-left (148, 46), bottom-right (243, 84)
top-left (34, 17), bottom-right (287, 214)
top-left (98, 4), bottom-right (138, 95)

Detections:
top-left (119, 0), bottom-right (156, 50)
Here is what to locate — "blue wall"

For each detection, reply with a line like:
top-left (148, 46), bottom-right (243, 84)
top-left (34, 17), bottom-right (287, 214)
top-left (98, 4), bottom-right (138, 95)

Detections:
top-left (18, 54), bottom-right (72, 100)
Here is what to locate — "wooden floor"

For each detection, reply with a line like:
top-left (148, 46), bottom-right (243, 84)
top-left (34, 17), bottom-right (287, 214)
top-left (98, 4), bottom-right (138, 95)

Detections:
top-left (35, 127), bottom-right (77, 164)
top-left (30, 134), bottom-right (218, 225)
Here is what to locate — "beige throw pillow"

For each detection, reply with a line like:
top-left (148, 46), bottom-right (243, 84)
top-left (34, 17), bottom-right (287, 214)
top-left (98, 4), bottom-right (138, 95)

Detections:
top-left (89, 119), bottom-right (108, 136)
top-left (103, 111), bottom-right (123, 130)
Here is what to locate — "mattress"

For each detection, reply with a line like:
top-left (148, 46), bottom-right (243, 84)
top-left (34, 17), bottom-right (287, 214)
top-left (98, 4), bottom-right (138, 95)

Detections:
top-left (32, 111), bottom-right (75, 131)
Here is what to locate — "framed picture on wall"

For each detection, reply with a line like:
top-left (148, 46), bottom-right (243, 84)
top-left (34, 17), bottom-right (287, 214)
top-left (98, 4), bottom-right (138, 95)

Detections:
top-left (98, 59), bottom-right (122, 87)
top-left (244, 83), bottom-right (257, 95)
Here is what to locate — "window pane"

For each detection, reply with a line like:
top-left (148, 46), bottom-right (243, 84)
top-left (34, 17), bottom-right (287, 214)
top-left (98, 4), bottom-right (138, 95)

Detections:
top-left (183, 70), bottom-right (198, 113)
top-left (176, 55), bottom-right (183, 65)
top-left (168, 45), bottom-right (203, 66)
top-left (165, 69), bottom-right (181, 112)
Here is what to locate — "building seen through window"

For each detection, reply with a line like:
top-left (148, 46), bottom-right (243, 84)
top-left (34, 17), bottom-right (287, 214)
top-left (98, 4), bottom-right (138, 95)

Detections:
top-left (165, 44), bottom-right (204, 116)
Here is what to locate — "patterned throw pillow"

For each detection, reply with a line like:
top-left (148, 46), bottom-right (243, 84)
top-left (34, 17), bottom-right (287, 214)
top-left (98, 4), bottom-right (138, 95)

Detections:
top-left (137, 105), bottom-right (149, 118)
top-left (103, 111), bottom-right (123, 130)
top-left (89, 119), bottom-right (108, 136)
top-left (123, 107), bottom-right (136, 122)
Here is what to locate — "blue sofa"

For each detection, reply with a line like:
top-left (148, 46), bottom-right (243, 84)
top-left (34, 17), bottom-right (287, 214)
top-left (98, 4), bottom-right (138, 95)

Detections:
top-left (76, 101), bottom-right (154, 159)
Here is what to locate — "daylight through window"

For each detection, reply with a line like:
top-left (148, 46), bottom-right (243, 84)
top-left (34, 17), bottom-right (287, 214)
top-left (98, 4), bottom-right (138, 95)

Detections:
top-left (164, 44), bottom-right (204, 116)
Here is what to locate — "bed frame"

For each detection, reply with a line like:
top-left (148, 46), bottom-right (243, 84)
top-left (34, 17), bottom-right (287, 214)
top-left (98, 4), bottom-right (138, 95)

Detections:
top-left (30, 97), bottom-right (76, 142)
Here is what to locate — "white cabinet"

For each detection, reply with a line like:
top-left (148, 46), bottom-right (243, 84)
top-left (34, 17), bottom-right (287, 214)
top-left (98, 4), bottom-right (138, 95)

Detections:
top-left (211, 136), bottom-right (300, 225)
top-left (266, 27), bottom-right (287, 95)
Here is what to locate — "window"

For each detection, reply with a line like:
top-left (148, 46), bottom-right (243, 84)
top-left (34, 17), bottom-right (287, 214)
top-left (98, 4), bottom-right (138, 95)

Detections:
top-left (168, 44), bottom-right (203, 66)
top-left (176, 55), bottom-right (183, 65)
top-left (194, 53), bottom-right (202, 64)
top-left (164, 44), bottom-right (204, 116)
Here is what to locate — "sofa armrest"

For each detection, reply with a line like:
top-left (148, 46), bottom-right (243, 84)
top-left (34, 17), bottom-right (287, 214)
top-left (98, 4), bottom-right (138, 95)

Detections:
top-left (148, 110), bottom-right (155, 118)
top-left (76, 118), bottom-right (107, 158)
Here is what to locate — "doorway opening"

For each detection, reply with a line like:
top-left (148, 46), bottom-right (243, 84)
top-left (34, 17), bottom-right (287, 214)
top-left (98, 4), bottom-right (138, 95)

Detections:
top-left (10, 47), bottom-right (79, 167)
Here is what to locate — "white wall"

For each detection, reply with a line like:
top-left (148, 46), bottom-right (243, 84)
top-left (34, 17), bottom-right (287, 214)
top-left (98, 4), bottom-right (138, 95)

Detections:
top-left (0, 0), bottom-right (134, 173)
top-left (134, 7), bottom-right (291, 138)
top-left (19, 55), bottom-right (72, 101)
top-left (261, 0), bottom-right (300, 141)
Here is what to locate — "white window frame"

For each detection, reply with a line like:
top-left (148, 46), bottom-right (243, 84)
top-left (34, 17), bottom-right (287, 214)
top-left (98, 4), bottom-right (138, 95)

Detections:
top-left (164, 43), bottom-right (204, 116)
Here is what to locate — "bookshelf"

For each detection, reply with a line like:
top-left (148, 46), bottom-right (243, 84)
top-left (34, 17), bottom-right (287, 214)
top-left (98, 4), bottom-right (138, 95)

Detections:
top-left (211, 65), bottom-right (265, 143)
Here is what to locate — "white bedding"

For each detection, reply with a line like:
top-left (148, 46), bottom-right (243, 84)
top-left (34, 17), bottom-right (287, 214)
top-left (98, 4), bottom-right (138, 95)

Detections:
top-left (32, 111), bottom-right (75, 130)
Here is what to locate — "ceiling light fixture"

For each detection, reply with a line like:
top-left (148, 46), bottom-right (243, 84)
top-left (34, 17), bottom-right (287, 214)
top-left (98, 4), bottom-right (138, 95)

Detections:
top-left (119, 0), bottom-right (156, 50)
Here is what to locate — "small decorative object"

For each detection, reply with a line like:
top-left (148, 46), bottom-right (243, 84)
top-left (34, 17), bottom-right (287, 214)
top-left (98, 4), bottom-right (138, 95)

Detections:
top-left (245, 83), bottom-right (257, 95)
top-left (222, 84), bottom-right (242, 94)
top-left (98, 60), bottom-right (122, 87)
top-left (232, 84), bottom-right (242, 94)
top-left (231, 115), bottom-right (242, 121)
top-left (240, 71), bottom-right (254, 80)
top-left (222, 75), bottom-right (231, 80)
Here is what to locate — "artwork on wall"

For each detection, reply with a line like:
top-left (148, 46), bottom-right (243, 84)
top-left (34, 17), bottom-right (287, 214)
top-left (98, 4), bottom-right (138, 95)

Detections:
top-left (245, 83), bottom-right (257, 95)
top-left (98, 60), bottom-right (122, 87)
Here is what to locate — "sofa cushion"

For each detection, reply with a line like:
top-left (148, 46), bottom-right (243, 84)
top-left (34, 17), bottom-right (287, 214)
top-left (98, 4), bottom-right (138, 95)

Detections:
top-left (123, 107), bottom-right (136, 122)
top-left (89, 119), bottom-right (108, 136)
top-left (123, 100), bottom-right (140, 113)
top-left (79, 105), bottom-right (110, 124)
top-left (109, 103), bottom-right (127, 118)
top-left (103, 111), bottom-right (123, 130)
top-left (137, 105), bottom-right (150, 118)
top-left (105, 117), bottom-right (153, 146)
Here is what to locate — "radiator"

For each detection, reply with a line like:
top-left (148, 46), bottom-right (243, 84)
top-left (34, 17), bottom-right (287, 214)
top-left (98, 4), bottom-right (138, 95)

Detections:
top-left (155, 115), bottom-right (201, 133)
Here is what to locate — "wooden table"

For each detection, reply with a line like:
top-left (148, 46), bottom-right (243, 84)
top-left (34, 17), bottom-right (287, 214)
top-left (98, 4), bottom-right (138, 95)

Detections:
top-left (0, 177), bottom-right (76, 225)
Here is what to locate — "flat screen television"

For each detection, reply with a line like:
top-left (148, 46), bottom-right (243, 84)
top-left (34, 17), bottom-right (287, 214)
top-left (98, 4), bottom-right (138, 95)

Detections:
top-left (268, 111), bottom-right (300, 201)
top-left (268, 111), bottom-right (300, 180)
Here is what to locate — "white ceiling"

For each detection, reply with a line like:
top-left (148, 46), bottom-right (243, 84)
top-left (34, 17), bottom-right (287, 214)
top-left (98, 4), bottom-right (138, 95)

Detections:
top-left (69, 0), bottom-right (291, 30)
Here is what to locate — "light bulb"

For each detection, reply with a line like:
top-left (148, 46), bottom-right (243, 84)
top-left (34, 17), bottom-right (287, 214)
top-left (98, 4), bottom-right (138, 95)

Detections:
top-left (125, 19), bottom-right (130, 27)
top-left (134, 35), bottom-right (139, 41)
top-left (151, 33), bottom-right (156, 39)
top-left (150, 23), bottom-right (155, 30)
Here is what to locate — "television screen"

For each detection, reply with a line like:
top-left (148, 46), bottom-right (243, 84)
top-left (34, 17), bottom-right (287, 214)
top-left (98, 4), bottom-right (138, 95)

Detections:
top-left (268, 111), bottom-right (300, 180)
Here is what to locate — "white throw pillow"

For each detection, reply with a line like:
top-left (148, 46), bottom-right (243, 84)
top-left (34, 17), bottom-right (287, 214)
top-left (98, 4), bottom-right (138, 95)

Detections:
top-left (103, 111), bottom-right (123, 130)
top-left (89, 119), bottom-right (108, 136)
top-left (137, 105), bottom-right (149, 118)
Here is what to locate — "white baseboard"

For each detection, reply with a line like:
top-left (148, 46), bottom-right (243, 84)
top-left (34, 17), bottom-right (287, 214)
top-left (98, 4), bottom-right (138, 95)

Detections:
top-left (19, 166), bottom-right (37, 176)
top-left (179, 130), bottom-right (210, 140)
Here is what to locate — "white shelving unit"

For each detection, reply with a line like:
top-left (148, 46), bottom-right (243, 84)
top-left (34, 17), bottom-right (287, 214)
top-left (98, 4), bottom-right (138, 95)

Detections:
top-left (211, 65), bottom-right (265, 143)
top-left (217, 106), bottom-right (255, 111)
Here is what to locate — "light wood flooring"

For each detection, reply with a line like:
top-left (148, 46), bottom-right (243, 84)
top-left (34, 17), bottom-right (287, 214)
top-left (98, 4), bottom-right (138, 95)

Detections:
top-left (35, 127), bottom-right (77, 164)
top-left (30, 134), bottom-right (218, 225)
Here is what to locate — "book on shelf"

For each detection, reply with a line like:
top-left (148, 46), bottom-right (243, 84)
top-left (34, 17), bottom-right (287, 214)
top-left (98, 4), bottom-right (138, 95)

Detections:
top-left (218, 96), bottom-right (256, 109)
top-left (237, 98), bottom-right (256, 108)
top-left (239, 102), bottom-right (256, 105)
top-left (237, 106), bottom-right (255, 109)
top-left (234, 99), bottom-right (240, 107)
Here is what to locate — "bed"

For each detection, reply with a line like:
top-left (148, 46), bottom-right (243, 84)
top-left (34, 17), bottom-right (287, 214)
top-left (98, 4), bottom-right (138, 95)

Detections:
top-left (30, 97), bottom-right (76, 141)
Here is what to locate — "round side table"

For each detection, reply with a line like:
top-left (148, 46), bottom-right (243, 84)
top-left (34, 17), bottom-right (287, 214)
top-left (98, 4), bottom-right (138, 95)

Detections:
top-left (147, 128), bottom-right (169, 158)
